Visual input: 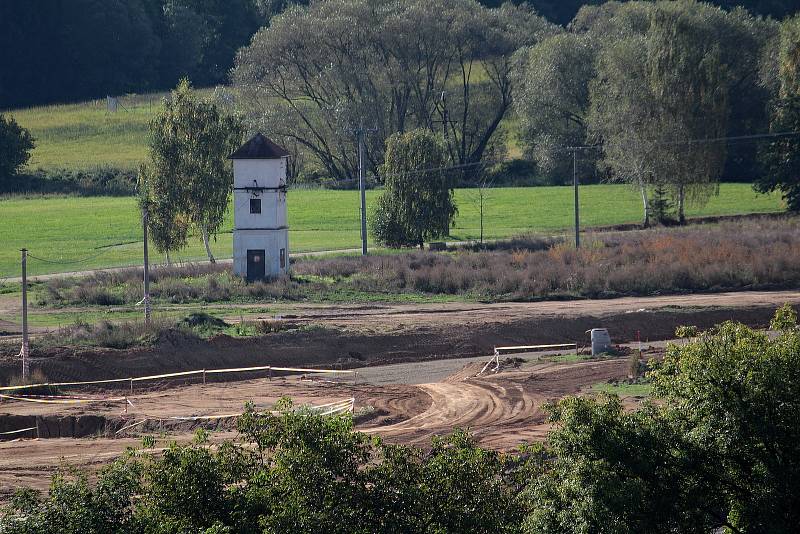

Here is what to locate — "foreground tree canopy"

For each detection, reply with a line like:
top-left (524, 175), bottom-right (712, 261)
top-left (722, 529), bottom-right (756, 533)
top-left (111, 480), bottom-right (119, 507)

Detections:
top-left (3, 306), bottom-right (799, 533)
top-left (232, 0), bottom-right (557, 184)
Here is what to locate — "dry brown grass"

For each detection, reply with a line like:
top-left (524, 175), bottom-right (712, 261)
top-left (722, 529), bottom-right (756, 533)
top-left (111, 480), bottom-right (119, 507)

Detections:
top-left (40, 216), bottom-right (800, 304)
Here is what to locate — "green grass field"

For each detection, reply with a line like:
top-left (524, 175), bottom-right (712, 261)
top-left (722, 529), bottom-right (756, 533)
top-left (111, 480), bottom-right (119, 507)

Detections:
top-left (7, 97), bottom-right (160, 171)
top-left (591, 382), bottom-right (652, 397)
top-left (0, 184), bottom-right (783, 278)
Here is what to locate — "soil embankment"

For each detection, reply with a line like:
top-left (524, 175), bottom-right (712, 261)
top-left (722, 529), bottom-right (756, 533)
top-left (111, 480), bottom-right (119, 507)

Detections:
top-left (1, 290), bottom-right (795, 385)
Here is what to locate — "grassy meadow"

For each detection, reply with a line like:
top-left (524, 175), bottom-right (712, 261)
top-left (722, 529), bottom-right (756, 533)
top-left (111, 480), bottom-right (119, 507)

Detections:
top-left (7, 97), bottom-right (160, 171)
top-left (0, 184), bottom-right (783, 278)
top-left (1, 92), bottom-right (786, 279)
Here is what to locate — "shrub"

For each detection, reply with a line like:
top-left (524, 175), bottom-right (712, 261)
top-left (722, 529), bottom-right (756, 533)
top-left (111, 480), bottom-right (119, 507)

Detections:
top-left (34, 317), bottom-right (196, 350)
top-left (0, 114), bottom-right (34, 181)
top-left (1, 167), bottom-right (137, 196)
top-left (39, 217), bottom-right (800, 305)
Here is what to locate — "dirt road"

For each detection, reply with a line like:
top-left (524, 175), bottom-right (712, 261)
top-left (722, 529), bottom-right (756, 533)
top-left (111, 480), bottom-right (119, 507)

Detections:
top-left (1, 290), bottom-right (794, 385)
top-left (0, 352), bottom-right (639, 500)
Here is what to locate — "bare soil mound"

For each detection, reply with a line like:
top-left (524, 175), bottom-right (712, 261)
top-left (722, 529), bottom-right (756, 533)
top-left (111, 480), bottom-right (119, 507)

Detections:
top-left (1, 292), bottom-right (790, 385)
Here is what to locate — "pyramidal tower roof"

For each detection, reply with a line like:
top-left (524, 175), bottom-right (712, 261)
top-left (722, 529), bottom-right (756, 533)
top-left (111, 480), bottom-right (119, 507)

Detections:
top-left (229, 133), bottom-right (290, 160)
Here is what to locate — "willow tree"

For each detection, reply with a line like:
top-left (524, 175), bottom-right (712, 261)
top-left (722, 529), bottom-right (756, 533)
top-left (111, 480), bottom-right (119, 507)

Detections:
top-left (370, 130), bottom-right (456, 248)
top-left (588, 2), bottom-right (767, 224)
top-left (233, 0), bottom-right (556, 184)
top-left (512, 32), bottom-right (596, 181)
top-left (758, 14), bottom-right (800, 212)
top-left (139, 80), bottom-right (243, 262)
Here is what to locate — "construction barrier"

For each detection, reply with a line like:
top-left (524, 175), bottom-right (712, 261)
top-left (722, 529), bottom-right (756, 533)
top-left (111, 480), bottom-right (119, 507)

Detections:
top-left (479, 343), bottom-right (579, 374)
top-left (0, 426), bottom-right (37, 436)
top-left (0, 364), bottom-right (357, 393)
top-left (114, 397), bottom-right (356, 435)
top-left (0, 393), bottom-right (130, 405)
top-left (494, 343), bottom-right (577, 356)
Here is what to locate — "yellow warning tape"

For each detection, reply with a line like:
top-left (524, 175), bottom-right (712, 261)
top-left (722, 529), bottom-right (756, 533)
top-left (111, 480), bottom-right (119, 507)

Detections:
top-left (0, 365), bottom-right (356, 392)
top-left (0, 426), bottom-right (37, 436)
top-left (0, 393), bottom-right (127, 404)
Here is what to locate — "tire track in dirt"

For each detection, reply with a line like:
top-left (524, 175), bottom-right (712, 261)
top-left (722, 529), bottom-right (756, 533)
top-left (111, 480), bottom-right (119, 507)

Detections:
top-left (365, 358), bottom-right (629, 450)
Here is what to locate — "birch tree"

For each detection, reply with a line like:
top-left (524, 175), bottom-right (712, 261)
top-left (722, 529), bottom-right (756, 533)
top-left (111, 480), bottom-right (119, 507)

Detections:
top-left (141, 80), bottom-right (244, 262)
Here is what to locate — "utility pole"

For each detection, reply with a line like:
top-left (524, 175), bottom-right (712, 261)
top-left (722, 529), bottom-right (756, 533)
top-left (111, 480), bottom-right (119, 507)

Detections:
top-left (440, 91), bottom-right (449, 141)
top-left (352, 121), bottom-right (376, 256)
top-left (357, 123), bottom-right (368, 256)
top-left (573, 149), bottom-right (580, 249)
top-left (20, 249), bottom-right (29, 381)
top-left (142, 207), bottom-right (151, 323)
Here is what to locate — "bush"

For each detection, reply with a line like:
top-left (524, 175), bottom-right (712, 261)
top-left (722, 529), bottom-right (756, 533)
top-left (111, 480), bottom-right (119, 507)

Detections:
top-left (34, 317), bottom-right (197, 350)
top-left (481, 158), bottom-right (549, 187)
top-left (0, 114), bottom-right (34, 180)
top-left (39, 217), bottom-right (800, 305)
top-left (0, 167), bottom-right (137, 196)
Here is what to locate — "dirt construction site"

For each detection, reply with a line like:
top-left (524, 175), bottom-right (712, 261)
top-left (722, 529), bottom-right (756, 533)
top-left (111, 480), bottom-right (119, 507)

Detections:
top-left (0, 290), bottom-right (798, 501)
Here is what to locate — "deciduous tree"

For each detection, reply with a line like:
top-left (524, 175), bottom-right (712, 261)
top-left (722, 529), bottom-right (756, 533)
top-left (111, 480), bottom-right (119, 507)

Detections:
top-left (371, 130), bottom-right (456, 248)
top-left (513, 32), bottom-right (596, 181)
top-left (140, 80), bottom-right (244, 262)
top-left (0, 114), bottom-right (34, 180)
top-left (588, 2), bottom-right (768, 224)
top-left (758, 14), bottom-right (800, 211)
top-left (233, 0), bottom-right (556, 184)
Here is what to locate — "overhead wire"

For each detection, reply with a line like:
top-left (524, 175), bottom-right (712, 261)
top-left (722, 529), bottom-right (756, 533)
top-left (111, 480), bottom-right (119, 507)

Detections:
top-left (553, 130), bottom-right (800, 153)
top-left (356, 129), bottom-right (800, 187)
top-left (26, 248), bottom-right (112, 266)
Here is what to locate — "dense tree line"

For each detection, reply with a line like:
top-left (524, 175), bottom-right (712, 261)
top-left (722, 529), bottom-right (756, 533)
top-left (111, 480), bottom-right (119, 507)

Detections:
top-left (233, 0), bottom-right (557, 185)
top-left (2, 306), bottom-right (799, 533)
top-left (4, 1), bottom-right (793, 110)
top-left (0, 0), bottom-right (265, 109)
top-left (513, 1), bottom-right (793, 222)
top-left (484, 0), bottom-right (798, 25)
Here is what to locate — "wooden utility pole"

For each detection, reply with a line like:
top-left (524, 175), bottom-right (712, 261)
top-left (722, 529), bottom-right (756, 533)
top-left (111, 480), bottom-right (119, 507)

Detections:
top-left (20, 249), bottom-right (29, 381)
top-left (357, 123), bottom-right (368, 256)
top-left (142, 208), bottom-right (151, 323)
top-left (573, 149), bottom-right (580, 249)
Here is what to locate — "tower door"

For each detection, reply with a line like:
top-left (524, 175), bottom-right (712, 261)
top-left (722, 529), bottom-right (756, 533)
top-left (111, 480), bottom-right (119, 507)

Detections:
top-left (246, 249), bottom-right (266, 281)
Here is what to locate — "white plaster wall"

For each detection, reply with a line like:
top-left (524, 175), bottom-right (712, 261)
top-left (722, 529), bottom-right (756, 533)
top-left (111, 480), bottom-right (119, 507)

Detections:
top-left (233, 229), bottom-right (289, 278)
top-left (233, 159), bottom-right (286, 188)
top-left (233, 190), bottom-right (287, 229)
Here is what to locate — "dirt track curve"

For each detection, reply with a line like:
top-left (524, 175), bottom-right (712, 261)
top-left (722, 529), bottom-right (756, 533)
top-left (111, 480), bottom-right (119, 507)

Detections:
top-left (0, 353), bottom-right (637, 501)
top-left (369, 358), bottom-right (629, 448)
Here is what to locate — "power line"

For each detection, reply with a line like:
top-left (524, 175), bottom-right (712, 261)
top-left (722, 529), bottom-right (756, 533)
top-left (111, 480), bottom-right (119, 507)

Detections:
top-left (362, 129), bottom-right (800, 183)
top-left (26, 249), bottom-right (111, 266)
top-left (365, 158), bottom-right (497, 184)
top-left (557, 130), bottom-right (800, 153)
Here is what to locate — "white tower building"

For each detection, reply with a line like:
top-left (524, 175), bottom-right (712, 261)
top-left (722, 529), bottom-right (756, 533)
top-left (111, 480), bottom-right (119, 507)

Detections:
top-left (229, 133), bottom-right (290, 280)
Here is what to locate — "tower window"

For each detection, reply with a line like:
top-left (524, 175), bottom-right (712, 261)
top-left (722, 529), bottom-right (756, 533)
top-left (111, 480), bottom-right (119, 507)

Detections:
top-left (250, 198), bottom-right (261, 214)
